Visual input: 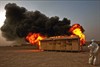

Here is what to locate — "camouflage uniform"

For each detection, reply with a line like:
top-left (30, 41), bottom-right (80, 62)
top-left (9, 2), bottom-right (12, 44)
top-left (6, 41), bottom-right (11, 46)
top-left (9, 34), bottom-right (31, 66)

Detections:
top-left (88, 39), bottom-right (99, 65)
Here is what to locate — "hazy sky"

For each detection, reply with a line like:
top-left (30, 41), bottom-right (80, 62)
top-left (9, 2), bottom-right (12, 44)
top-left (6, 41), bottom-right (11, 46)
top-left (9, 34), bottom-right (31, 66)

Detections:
top-left (0, 0), bottom-right (100, 44)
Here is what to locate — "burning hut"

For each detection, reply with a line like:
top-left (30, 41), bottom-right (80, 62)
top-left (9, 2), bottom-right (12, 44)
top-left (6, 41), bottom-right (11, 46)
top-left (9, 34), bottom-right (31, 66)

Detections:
top-left (25, 24), bottom-right (85, 51)
top-left (1, 3), bottom-right (86, 51)
top-left (40, 36), bottom-right (80, 51)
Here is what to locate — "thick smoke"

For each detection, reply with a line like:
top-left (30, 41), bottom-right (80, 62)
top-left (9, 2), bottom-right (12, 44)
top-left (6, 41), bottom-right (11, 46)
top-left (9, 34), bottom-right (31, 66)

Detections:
top-left (1, 3), bottom-right (71, 41)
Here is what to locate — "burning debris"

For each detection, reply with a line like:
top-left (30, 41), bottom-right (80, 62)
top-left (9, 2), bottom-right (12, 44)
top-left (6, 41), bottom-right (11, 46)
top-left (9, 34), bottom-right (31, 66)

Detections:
top-left (1, 3), bottom-right (85, 49)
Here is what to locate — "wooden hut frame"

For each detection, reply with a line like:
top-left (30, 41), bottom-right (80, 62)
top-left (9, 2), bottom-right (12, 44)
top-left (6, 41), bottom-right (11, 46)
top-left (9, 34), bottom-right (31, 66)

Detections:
top-left (40, 36), bottom-right (80, 51)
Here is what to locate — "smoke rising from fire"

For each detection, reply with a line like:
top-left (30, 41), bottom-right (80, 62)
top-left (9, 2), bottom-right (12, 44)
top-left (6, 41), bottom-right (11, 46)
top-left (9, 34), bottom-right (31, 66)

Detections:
top-left (1, 3), bottom-right (71, 41)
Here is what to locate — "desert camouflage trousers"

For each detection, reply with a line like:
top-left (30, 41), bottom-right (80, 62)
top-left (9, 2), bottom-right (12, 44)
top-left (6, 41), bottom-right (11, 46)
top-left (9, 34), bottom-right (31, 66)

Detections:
top-left (89, 52), bottom-right (99, 65)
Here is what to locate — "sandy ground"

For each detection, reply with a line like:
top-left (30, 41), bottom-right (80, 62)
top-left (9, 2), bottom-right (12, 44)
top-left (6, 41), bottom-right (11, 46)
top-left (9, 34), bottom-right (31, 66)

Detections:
top-left (0, 46), bottom-right (100, 67)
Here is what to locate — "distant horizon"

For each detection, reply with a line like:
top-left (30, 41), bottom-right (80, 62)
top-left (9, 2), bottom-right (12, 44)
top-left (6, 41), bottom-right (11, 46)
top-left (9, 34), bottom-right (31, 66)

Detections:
top-left (0, 29), bottom-right (100, 46)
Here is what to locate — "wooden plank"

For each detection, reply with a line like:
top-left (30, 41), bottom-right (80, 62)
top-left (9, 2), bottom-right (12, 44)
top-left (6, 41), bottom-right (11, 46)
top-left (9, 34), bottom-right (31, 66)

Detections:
top-left (72, 39), bottom-right (80, 51)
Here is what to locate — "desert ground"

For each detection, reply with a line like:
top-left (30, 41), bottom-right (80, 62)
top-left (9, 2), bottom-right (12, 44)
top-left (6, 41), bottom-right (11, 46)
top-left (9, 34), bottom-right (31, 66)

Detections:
top-left (0, 46), bottom-right (100, 67)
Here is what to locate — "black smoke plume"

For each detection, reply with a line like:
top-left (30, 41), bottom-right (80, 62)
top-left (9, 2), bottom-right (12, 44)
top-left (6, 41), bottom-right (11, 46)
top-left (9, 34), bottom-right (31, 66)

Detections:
top-left (1, 3), bottom-right (71, 41)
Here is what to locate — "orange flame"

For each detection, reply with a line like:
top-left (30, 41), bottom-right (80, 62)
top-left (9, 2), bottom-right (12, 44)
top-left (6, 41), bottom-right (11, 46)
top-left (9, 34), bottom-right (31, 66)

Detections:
top-left (26, 33), bottom-right (45, 49)
top-left (69, 24), bottom-right (85, 46)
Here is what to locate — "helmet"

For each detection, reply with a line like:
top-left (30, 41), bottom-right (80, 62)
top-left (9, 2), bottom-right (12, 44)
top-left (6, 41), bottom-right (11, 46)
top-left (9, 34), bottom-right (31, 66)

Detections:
top-left (91, 39), bottom-right (94, 42)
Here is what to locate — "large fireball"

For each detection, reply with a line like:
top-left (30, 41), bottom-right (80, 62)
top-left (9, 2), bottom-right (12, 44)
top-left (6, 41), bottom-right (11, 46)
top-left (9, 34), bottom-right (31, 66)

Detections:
top-left (69, 24), bottom-right (85, 46)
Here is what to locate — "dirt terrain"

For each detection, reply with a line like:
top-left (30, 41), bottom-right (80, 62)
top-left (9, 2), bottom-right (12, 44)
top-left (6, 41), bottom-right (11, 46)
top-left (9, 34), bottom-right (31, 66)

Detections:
top-left (0, 46), bottom-right (100, 67)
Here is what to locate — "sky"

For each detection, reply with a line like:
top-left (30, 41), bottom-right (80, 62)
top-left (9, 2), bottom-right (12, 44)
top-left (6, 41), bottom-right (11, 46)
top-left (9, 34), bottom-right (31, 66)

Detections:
top-left (0, 0), bottom-right (100, 46)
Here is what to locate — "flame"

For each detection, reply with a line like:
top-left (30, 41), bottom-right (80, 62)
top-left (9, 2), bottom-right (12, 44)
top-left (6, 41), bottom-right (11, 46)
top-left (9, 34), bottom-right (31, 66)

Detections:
top-left (26, 33), bottom-right (45, 49)
top-left (69, 24), bottom-right (85, 45)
